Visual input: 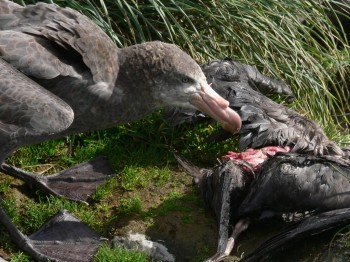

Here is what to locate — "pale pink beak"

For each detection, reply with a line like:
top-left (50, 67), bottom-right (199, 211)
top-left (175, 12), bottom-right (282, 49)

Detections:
top-left (190, 81), bottom-right (241, 134)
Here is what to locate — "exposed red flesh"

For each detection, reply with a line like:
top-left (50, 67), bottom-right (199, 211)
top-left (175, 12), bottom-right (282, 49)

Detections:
top-left (223, 146), bottom-right (291, 172)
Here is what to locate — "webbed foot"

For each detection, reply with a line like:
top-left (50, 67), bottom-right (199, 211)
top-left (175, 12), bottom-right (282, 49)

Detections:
top-left (1, 156), bottom-right (116, 203)
top-left (0, 197), bottom-right (105, 262)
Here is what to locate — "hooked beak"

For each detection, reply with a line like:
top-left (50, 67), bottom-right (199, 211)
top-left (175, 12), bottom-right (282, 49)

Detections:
top-left (190, 81), bottom-right (241, 133)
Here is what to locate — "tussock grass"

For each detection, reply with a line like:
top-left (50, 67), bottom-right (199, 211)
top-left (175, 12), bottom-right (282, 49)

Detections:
top-left (21, 0), bottom-right (350, 138)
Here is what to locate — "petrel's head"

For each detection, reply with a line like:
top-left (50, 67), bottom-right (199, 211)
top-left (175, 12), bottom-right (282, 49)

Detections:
top-left (129, 41), bottom-right (242, 134)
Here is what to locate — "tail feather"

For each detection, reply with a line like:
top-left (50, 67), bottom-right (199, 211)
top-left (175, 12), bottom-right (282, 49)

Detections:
top-left (173, 153), bottom-right (210, 184)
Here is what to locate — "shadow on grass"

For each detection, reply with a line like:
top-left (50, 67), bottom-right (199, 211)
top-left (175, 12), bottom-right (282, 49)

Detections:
top-left (93, 157), bottom-right (219, 262)
top-left (106, 189), bottom-right (219, 262)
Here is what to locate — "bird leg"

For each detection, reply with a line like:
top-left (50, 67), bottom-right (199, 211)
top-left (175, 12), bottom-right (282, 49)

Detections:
top-left (205, 218), bottom-right (250, 262)
top-left (0, 156), bottom-right (116, 203)
top-left (0, 196), bottom-right (106, 262)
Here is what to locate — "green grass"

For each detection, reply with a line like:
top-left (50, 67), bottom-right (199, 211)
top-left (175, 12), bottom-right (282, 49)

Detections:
top-left (157, 191), bottom-right (192, 215)
top-left (1, 0), bottom-right (350, 261)
top-left (95, 244), bottom-right (149, 262)
top-left (119, 196), bottom-right (143, 214)
top-left (6, 253), bottom-right (31, 262)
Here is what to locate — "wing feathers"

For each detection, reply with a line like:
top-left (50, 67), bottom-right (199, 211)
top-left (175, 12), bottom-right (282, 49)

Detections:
top-left (0, 1), bottom-right (119, 96)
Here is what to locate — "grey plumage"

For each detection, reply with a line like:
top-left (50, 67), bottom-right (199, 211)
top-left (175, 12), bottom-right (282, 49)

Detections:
top-left (0, 1), bottom-right (242, 261)
top-left (238, 153), bottom-right (350, 217)
top-left (177, 152), bottom-right (350, 262)
top-left (0, 1), bottom-right (240, 163)
top-left (241, 207), bottom-right (350, 262)
top-left (201, 58), bottom-right (295, 100)
top-left (167, 59), bottom-right (343, 156)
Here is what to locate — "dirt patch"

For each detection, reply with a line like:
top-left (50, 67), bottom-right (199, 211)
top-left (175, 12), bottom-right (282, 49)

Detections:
top-left (105, 170), bottom-right (219, 261)
top-left (0, 248), bottom-right (9, 260)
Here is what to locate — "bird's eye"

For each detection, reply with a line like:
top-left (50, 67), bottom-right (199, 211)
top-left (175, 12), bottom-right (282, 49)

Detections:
top-left (182, 77), bottom-right (190, 83)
